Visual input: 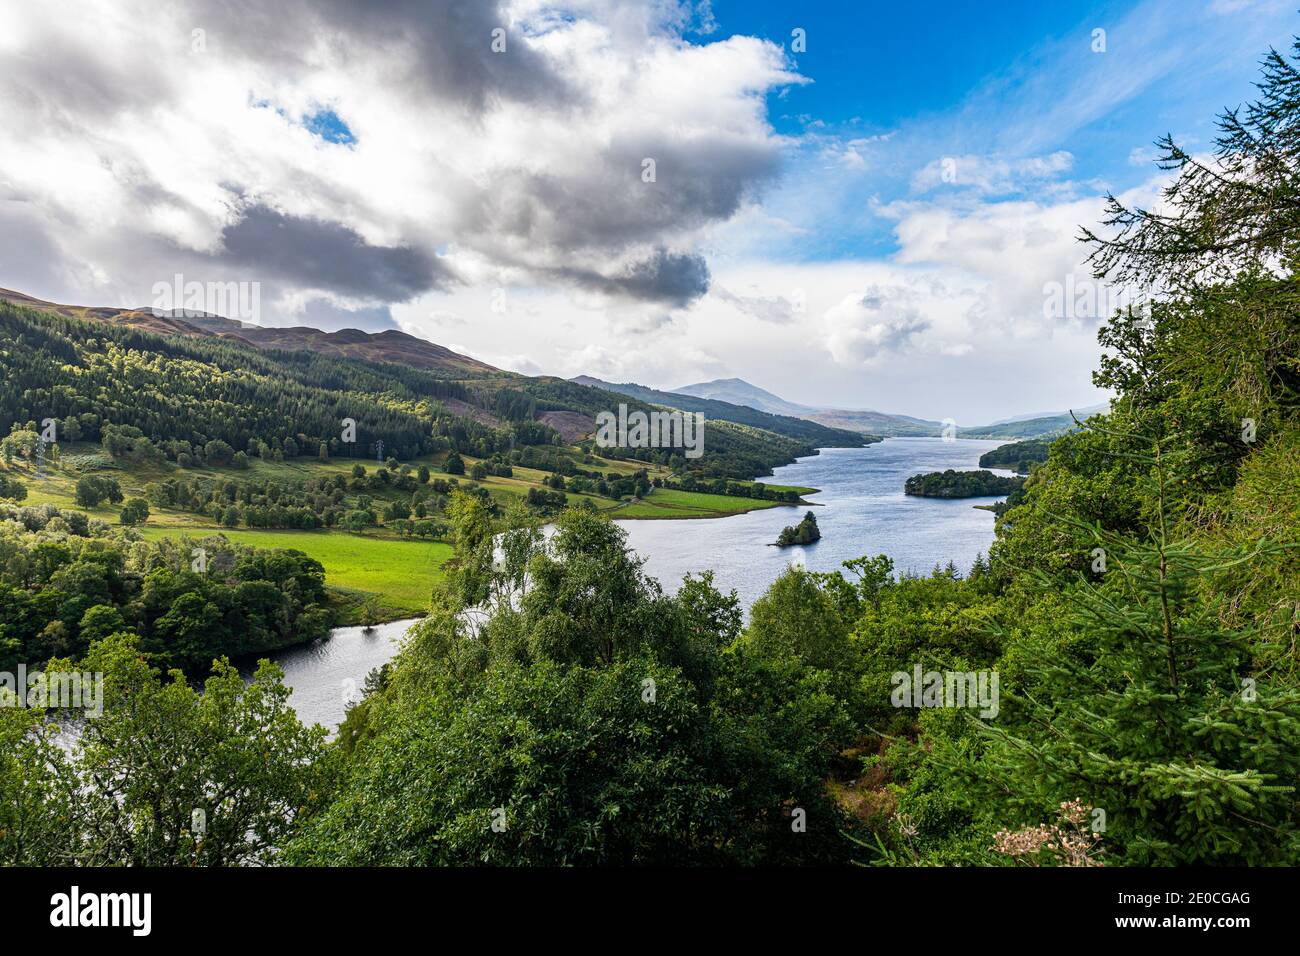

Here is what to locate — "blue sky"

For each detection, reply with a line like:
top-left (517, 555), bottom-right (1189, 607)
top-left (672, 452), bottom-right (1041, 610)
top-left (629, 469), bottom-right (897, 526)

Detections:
top-left (705, 0), bottom-right (1097, 131)
top-left (688, 0), bottom-right (1296, 267)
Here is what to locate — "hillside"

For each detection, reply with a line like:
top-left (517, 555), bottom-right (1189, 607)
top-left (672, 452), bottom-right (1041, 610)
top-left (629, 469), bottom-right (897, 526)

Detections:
top-left (803, 407), bottom-right (941, 437)
top-left (670, 375), bottom-right (1111, 440)
top-left (1, 290), bottom-right (834, 481)
top-left (180, 315), bottom-right (500, 375)
top-left (0, 288), bottom-right (499, 376)
top-left (0, 291), bottom-right (828, 631)
top-left (958, 411), bottom-right (1084, 439)
top-left (977, 437), bottom-right (1052, 473)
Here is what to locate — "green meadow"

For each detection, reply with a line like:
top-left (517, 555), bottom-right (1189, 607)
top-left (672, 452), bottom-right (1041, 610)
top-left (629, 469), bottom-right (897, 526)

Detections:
top-left (135, 526), bottom-right (451, 620)
top-left (613, 487), bottom-right (786, 519)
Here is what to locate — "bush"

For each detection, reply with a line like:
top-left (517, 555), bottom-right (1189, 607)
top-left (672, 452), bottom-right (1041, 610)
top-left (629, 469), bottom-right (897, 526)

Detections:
top-left (0, 476), bottom-right (26, 502)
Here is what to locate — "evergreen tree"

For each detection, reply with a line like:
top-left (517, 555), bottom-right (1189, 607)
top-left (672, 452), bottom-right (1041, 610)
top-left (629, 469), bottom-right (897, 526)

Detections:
top-left (968, 430), bottom-right (1300, 865)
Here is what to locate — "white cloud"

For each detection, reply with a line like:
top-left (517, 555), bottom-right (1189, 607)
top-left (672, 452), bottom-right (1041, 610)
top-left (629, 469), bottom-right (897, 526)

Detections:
top-left (823, 289), bottom-right (930, 366)
top-left (911, 152), bottom-right (1075, 195)
top-left (0, 0), bottom-right (802, 323)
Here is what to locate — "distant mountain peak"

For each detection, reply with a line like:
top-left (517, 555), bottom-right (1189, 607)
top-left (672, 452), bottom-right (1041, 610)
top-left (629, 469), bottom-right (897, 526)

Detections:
top-left (672, 377), bottom-right (812, 415)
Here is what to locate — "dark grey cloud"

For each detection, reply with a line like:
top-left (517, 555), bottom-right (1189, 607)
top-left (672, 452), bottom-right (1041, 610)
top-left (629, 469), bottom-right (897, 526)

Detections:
top-left (471, 138), bottom-right (780, 255)
top-left (220, 203), bottom-right (454, 300)
top-left (614, 248), bottom-right (711, 306)
top-left (178, 0), bottom-right (571, 111)
top-left (0, 0), bottom-right (795, 316)
top-left (553, 247), bottom-right (710, 308)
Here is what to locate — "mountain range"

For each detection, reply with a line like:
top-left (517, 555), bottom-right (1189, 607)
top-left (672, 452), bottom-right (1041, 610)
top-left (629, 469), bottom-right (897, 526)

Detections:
top-left (585, 375), bottom-right (1105, 440)
top-left (0, 287), bottom-right (872, 480)
top-left (2, 286), bottom-right (1103, 443)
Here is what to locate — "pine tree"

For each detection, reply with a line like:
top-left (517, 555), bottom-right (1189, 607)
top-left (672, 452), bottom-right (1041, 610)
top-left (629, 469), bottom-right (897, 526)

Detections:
top-left (970, 427), bottom-right (1300, 864)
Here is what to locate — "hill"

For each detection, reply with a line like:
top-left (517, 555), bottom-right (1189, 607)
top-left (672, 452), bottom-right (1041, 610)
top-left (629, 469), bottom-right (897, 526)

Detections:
top-left (959, 411), bottom-right (1084, 439)
top-left (671, 377), bottom-right (813, 416)
top-left (0, 288), bottom-right (498, 376)
top-left (1, 288), bottom-right (843, 482)
top-left (571, 376), bottom-right (875, 448)
top-left (181, 316), bottom-right (499, 375)
top-left (670, 374), bottom-right (1097, 439)
top-left (977, 437), bottom-right (1052, 473)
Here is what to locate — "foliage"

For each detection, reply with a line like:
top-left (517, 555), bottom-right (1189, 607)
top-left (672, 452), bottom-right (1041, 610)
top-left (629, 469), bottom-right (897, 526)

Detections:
top-left (904, 469), bottom-right (1024, 499)
top-left (977, 439), bottom-right (1052, 474)
top-left (0, 633), bottom-right (327, 865)
top-left (288, 506), bottom-right (858, 865)
top-left (775, 510), bottom-right (821, 546)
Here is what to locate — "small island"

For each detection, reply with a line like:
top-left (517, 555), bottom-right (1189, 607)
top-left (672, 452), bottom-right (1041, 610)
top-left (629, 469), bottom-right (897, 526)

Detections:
top-left (775, 510), bottom-right (821, 547)
top-left (904, 469), bottom-right (1025, 498)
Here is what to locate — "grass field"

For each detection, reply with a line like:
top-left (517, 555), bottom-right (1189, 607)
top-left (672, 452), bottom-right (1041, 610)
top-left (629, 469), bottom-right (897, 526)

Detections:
top-left (136, 526), bottom-right (451, 619)
top-left (614, 487), bottom-right (786, 519)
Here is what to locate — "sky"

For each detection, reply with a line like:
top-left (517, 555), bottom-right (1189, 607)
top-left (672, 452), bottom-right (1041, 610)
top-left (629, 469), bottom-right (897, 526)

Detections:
top-left (0, 0), bottom-right (1295, 423)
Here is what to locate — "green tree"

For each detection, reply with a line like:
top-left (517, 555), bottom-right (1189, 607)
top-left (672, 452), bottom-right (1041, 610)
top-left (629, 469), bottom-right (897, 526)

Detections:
top-left (290, 505), bottom-right (855, 865)
top-left (204, 439), bottom-right (235, 466)
top-left (969, 440), bottom-right (1300, 864)
top-left (74, 475), bottom-right (123, 508)
top-left (119, 497), bottom-right (150, 525)
top-left (45, 633), bottom-right (327, 865)
top-left (745, 566), bottom-right (854, 674)
top-left (0, 704), bottom-right (79, 864)
top-left (78, 604), bottom-right (125, 644)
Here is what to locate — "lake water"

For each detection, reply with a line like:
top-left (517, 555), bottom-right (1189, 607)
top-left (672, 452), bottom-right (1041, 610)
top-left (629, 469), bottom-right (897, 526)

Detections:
top-left (617, 437), bottom-right (1009, 611)
top-left (259, 617), bottom-right (419, 732)
top-left (268, 437), bottom-right (1009, 729)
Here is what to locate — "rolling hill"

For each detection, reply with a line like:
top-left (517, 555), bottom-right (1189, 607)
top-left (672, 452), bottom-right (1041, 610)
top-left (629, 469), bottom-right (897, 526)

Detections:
top-left (957, 404), bottom-right (1108, 439)
top-left (672, 377), bottom-right (943, 437)
top-left (0, 288), bottom-right (499, 376)
top-left (0, 288), bottom-right (848, 481)
top-left (571, 376), bottom-right (874, 448)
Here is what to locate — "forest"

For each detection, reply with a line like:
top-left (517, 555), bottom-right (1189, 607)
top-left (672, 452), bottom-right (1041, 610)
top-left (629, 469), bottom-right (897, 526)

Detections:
top-left (0, 298), bottom-right (837, 483)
